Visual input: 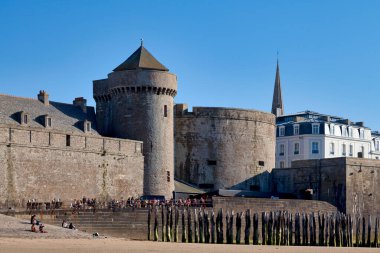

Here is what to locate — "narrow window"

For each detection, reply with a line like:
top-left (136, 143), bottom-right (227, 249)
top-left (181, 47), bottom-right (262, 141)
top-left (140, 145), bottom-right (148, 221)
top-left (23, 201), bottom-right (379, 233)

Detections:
top-left (164, 105), bottom-right (168, 117)
top-left (312, 124), bottom-right (320, 135)
top-left (330, 124), bottom-right (335, 135)
top-left (376, 141), bottom-right (380, 151)
top-left (279, 144), bottom-right (285, 156)
top-left (349, 144), bottom-right (353, 156)
top-left (166, 171), bottom-right (170, 182)
top-left (207, 160), bottom-right (217, 165)
top-left (293, 125), bottom-right (299, 135)
top-left (329, 142), bottom-right (335, 155)
top-left (312, 142), bottom-right (319, 154)
top-left (66, 135), bottom-right (71, 147)
top-left (47, 117), bottom-right (52, 127)
top-left (342, 144), bottom-right (346, 156)
top-left (86, 122), bottom-right (91, 132)
top-left (23, 114), bottom-right (28, 124)
top-left (279, 126), bottom-right (285, 136)
top-left (258, 161), bottom-right (265, 166)
top-left (279, 161), bottom-right (285, 168)
top-left (294, 143), bottom-right (300, 155)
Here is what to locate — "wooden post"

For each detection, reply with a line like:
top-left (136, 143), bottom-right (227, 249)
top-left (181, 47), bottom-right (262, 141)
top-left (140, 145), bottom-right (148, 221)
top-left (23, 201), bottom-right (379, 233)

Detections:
top-left (166, 207), bottom-right (171, 242)
top-left (267, 212), bottom-right (273, 245)
top-left (194, 208), bottom-right (198, 243)
top-left (245, 209), bottom-right (251, 245)
top-left (174, 207), bottom-right (179, 242)
top-left (198, 209), bottom-right (204, 243)
top-left (188, 208), bottom-right (193, 243)
top-left (374, 217), bottom-right (379, 248)
top-left (262, 212), bottom-right (267, 245)
top-left (318, 213), bottom-right (324, 246)
top-left (147, 206), bottom-right (151, 241)
top-left (295, 213), bottom-right (300, 246)
top-left (356, 216), bottom-right (360, 247)
top-left (204, 211), bottom-right (210, 243)
top-left (335, 213), bottom-right (341, 247)
top-left (367, 216), bottom-right (372, 247)
top-left (211, 210), bottom-right (215, 243)
top-left (226, 211), bottom-right (231, 244)
top-left (362, 217), bottom-right (366, 247)
top-left (182, 209), bottom-right (187, 242)
top-left (329, 214), bottom-right (335, 247)
top-left (236, 212), bottom-right (242, 244)
top-left (289, 213), bottom-right (293, 246)
top-left (161, 205), bottom-right (165, 242)
top-left (253, 212), bottom-right (259, 245)
top-left (154, 207), bottom-right (158, 241)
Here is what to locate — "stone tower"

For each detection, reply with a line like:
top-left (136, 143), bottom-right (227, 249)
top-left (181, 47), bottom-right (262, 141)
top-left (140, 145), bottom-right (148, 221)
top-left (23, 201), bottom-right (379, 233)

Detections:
top-left (93, 43), bottom-right (177, 199)
top-left (271, 59), bottom-right (284, 117)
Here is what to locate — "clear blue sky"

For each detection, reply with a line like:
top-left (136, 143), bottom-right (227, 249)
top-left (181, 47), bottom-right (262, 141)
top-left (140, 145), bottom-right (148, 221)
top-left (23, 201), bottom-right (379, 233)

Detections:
top-left (0, 1), bottom-right (379, 130)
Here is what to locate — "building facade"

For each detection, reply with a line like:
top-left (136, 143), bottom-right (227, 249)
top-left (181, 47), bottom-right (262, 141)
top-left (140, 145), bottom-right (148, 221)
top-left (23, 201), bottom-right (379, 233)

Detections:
top-left (275, 111), bottom-right (378, 168)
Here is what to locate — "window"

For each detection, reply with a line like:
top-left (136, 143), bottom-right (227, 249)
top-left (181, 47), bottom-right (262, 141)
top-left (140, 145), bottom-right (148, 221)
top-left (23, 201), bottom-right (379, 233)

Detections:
top-left (360, 146), bottom-right (365, 157)
top-left (329, 142), bottom-right (335, 155)
top-left (23, 114), bottom-right (28, 124)
top-left (279, 126), bottom-right (285, 136)
top-left (312, 124), bottom-right (320, 135)
top-left (258, 161), bottom-right (265, 166)
top-left (359, 129), bottom-right (364, 139)
top-left (279, 161), bottom-right (285, 168)
top-left (293, 125), bottom-right (299, 135)
top-left (207, 160), bottom-right (217, 165)
top-left (166, 171), bottom-right (170, 182)
top-left (342, 126), bottom-right (347, 137)
top-left (376, 141), bottom-right (380, 151)
top-left (342, 144), bottom-right (346, 156)
top-left (164, 105), bottom-right (168, 117)
top-left (349, 144), bottom-right (353, 156)
top-left (294, 143), bottom-right (300, 155)
top-left (330, 124), bottom-right (335, 135)
top-left (66, 135), bottom-right (71, 147)
top-left (279, 144), bottom-right (285, 156)
top-left (312, 142), bottom-right (319, 154)
top-left (86, 122), bottom-right (91, 132)
top-left (348, 127), bottom-right (352, 137)
top-left (47, 117), bottom-right (52, 127)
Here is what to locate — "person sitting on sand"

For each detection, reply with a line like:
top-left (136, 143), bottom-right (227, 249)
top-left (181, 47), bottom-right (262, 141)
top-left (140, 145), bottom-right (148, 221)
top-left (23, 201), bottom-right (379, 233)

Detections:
top-left (31, 214), bottom-right (36, 224)
top-left (31, 224), bottom-right (37, 233)
top-left (62, 220), bottom-right (68, 228)
top-left (39, 223), bottom-right (47, 233)
top-left (69, 222), bottom-right (76, 230)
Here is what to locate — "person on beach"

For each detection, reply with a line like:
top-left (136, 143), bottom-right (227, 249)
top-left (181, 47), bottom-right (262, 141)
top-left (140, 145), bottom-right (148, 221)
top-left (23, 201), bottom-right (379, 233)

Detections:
top-left (39, 223), bottom-right (47, 233)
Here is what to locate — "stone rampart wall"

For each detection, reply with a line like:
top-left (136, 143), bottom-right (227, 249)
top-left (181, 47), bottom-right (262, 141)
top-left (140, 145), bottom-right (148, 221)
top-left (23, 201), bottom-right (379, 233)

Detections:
top-left (0, 126), bottom-right (144, 208)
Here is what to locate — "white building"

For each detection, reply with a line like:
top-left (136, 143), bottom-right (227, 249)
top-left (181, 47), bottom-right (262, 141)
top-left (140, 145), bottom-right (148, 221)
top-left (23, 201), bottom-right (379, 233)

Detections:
top-left (276, 111), bottom-right (379, 168)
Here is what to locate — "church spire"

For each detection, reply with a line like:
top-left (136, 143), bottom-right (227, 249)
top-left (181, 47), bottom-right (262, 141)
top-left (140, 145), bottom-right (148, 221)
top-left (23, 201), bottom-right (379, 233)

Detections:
top-left (271, 58), bottom-right (284, 116)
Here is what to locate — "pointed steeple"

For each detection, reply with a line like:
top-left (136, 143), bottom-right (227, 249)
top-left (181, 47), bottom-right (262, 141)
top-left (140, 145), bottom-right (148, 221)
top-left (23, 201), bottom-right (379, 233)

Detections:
top-left (271, 59), bottom-right (284, 116)
top-left (113, 43), bottom-right (169, 72)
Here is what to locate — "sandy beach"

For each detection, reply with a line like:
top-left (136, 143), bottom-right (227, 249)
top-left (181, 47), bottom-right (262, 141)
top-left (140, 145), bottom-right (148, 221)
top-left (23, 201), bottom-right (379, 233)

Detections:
top-left (0, 214), bottom-right (379, 253)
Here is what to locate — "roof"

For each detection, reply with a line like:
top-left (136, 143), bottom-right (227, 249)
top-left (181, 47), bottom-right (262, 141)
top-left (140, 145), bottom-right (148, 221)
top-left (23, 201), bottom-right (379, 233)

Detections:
top-left (174, 179), bottom-right (205, 194)
top-left (0, 94), bottom-right (100, 135)
top-left (113, 45), bottom-right (169, 72)
top-left (271, 60), bottom-right (283, 116)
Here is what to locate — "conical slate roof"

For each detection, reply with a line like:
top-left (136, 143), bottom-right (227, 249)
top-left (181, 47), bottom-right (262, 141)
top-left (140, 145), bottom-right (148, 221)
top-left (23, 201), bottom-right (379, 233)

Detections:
top-left (271, 60), bottom-right (284, 116)
top-left (113, 45), bottom-right (168, 72)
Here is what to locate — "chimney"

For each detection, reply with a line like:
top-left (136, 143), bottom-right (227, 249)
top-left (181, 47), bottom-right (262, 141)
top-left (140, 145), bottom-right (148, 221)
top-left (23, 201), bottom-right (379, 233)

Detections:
top-left (73, 97), bottom-right (87, 113)
top-left (37, 90), bottom-right (49, 106)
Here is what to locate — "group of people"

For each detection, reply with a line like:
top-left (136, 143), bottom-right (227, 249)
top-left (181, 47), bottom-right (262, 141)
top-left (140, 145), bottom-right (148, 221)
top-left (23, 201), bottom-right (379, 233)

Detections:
top-left (61, 220), bottom-right (76, 230)
top-left (27, 198), bottom-right (63, 210)
top-left (30, 215), bottom-right (47, 233)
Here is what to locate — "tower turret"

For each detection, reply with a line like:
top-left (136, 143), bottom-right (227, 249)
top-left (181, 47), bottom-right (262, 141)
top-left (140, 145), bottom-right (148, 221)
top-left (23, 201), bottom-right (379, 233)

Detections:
top-left (93, 43), bottom-right (177, 198)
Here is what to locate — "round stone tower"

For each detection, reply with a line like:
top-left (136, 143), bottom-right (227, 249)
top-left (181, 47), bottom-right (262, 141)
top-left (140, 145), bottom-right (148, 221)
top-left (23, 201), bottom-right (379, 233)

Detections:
top-left (93, 44), bottom-right (177, 199)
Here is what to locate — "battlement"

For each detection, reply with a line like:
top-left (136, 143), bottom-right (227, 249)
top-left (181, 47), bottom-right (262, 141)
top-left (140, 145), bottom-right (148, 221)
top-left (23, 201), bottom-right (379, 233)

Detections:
top-left (175, 104), bottom-right (275, 125)
top-left (93, 70), bottom-right (177, 102)
top-left (0, 126), bottom-right (143, 156)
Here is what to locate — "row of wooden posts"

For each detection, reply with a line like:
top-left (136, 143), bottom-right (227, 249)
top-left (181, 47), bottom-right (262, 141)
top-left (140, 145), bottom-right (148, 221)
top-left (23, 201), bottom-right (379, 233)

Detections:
top-left (147, 206), bottom-right (380, 247)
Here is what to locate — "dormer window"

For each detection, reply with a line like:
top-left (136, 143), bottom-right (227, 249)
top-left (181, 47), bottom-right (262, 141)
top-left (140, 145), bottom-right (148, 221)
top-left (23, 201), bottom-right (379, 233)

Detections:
top-left (84, 121), bottom-right (92, 133)
top-left (279, 126), bottom-right (285, 137)
top-left (19, 111), bottom-right (29, 125)
top-left (293, 124), bottom-right (299, 135)
top-left (312, 123), bottom-right (320, 135)
top-left (44, 115), bottom-right (52, 128)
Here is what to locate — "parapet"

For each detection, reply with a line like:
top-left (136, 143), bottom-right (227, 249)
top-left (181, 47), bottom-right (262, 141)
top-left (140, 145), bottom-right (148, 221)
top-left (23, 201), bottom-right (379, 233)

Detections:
top-left (174, 104), bottom-right (275, 125)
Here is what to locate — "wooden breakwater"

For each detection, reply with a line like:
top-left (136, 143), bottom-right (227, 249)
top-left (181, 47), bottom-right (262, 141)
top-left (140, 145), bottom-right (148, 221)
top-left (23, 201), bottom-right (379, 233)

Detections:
top-left (147, 206), bottom-right (380, 247)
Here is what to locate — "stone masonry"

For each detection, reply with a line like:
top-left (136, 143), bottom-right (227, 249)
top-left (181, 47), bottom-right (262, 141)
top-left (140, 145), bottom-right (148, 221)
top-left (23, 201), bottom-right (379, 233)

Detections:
top-left (175, 104), bottom-right (276, 192)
